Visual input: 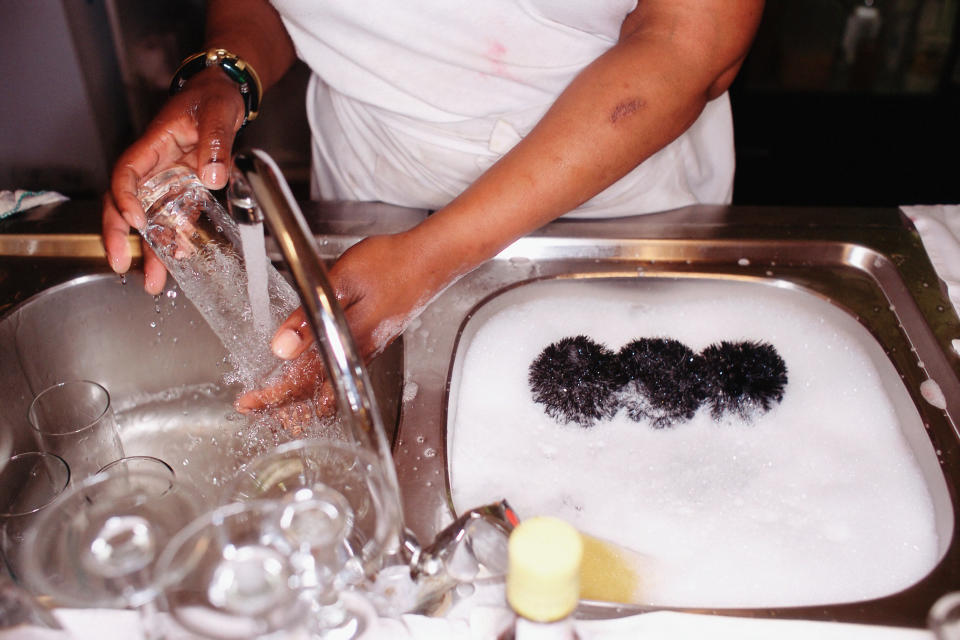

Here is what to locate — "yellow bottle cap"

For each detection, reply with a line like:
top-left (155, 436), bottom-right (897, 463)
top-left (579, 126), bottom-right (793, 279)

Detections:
top-left (506, 516), bottom-right (583, 622)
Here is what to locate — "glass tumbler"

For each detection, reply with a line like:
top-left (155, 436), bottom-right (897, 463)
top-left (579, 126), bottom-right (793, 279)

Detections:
top-left (28, 380), bottom-right (124, 482)
top-left (136, 165), bottom-right (300, 388)
top-left (0, 451), bottom-right (71, 584)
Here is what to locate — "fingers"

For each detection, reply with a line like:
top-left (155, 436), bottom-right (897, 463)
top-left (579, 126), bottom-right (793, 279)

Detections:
top-left (101, 192), bottom-right (132, 274)
top-left (142, 243), bottom-right (168, 295)
top-left (195, 75), bottom-right (245, 190)
top-left (105, 190), bottom-right (168, 293)
top-left (271, 307), bottom-right (314, 360)
top-left (312, 379), bottom-right (337, 419)
top-left (235, 346), bottom-right (325, 413)
top-left (109, 122), bottom-right (196, 232)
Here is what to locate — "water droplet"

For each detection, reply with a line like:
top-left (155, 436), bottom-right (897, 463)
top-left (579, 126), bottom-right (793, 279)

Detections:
top-left (738, 258), bottom-right (750, 266)
top-left (423, 447), bottom-right (436, 458)
top-left (415, 435), bottom-right (425, 444)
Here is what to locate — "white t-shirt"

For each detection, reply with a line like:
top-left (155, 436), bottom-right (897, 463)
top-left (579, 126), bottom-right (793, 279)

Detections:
top-left (270, 0), bottom-right (735, 217)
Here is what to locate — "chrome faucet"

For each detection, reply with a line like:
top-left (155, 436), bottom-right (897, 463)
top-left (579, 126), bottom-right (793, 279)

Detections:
top-left (226, 149), bottom-right (401, 504)
top-left (225, 153), bottom-right (517, 608)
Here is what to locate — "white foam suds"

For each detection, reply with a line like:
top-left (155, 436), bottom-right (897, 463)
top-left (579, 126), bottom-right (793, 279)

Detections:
top-left (449, 279), bottom-right (939, 608)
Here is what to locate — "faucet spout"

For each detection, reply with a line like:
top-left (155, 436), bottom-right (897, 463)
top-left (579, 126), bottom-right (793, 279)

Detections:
top-left (225, 166), bottom-right (263, 225)
top-left (227, 149), bottom-right (402, 516)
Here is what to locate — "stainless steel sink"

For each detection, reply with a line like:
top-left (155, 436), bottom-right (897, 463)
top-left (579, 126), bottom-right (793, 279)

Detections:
top-left (0, 270), bottom-right (404, 509)
top-left (390, 204), bottom-right (960, 627)
top-left (1, 201), bottom-right (959, 627)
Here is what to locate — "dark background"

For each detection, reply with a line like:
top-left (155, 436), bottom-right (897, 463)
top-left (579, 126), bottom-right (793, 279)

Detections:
top-left (1, 0), bottom-right (958, 208)
top-left (729, 0), bottom-right (960, 207)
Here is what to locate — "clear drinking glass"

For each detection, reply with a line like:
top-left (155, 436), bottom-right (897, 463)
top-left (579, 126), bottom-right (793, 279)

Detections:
top-left (157, 500), bottom-right (311, 640)
top-left (136, 165), bottom-right (299, 388)
top-left (28, 380), bottom-right (124, 482)
top-left (21, 466), bottom-right (202, 639)
top-left (230, 438), bottom-right (401, 638)
top-left (0, 451), bottom-right (70, 585)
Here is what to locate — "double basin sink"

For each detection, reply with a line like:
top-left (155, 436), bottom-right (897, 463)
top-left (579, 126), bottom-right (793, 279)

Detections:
top-left (1, 199), bottom-right (958, 627)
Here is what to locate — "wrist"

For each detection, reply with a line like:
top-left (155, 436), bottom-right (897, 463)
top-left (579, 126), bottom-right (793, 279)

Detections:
top-left (170, 48), bottom-right (262, 124)
top-left (399, 223), bottom-right (483, 292)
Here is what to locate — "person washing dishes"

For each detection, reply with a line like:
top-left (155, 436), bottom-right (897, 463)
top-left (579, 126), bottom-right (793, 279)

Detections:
top-left (101, 0), bottom-right (764, 415)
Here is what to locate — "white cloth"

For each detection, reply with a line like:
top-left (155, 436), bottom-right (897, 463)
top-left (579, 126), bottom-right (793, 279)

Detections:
top-left (0, 190), bottom-right (68, 221)
top-left (270, 0), bottom-right (735, 217)
top-left (32, 607), bottom-right (934, 640)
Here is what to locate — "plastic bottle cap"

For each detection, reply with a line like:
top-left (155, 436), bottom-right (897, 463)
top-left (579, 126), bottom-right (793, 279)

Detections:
top-left (506, 516), bottom-right (583, 622)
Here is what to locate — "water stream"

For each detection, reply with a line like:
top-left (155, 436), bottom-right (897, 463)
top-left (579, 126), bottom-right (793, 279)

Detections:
top-left (238, 222), bottom-right (272, 337)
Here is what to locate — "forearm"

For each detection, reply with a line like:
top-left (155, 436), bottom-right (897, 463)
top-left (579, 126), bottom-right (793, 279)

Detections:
top-left (205, 0), bottom-right (297, 92)
top-left (411, 0), bottom-right (763, 290)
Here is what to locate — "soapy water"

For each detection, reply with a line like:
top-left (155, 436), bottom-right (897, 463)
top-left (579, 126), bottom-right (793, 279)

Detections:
top-left (114, 382), bottom-right (344, 507)
top-left (449, 278), bottom-right (939, 608)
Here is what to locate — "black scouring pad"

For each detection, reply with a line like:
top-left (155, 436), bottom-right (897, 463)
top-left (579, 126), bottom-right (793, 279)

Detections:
top-left (528, 335), bottom-right (622, 427)
top-left (616, 338), bottom-right (706, 428)
top-left (699, 340), bottom-right (788, 420)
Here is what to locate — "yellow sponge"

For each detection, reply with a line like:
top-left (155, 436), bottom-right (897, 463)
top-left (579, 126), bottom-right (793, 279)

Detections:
top-left (579, 533), bottom-right (646, 604)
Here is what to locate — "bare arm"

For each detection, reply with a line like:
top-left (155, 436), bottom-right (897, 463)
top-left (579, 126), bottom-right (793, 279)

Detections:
top-left (241, 0), bottom-right (765, 413)
top-left (407, 0), bottom-right (764, 291)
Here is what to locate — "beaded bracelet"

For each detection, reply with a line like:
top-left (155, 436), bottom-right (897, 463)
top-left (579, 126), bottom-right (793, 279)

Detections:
top-left (169, 48), bottom-right (262, 124)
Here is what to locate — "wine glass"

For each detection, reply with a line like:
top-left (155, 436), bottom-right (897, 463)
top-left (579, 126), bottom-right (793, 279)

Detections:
top-left (230, 438), bottom-right (401, 638)
top-left (156, 500), bottom-right (311, 639)
top-left (21, 466), bottom-right (202, 639)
